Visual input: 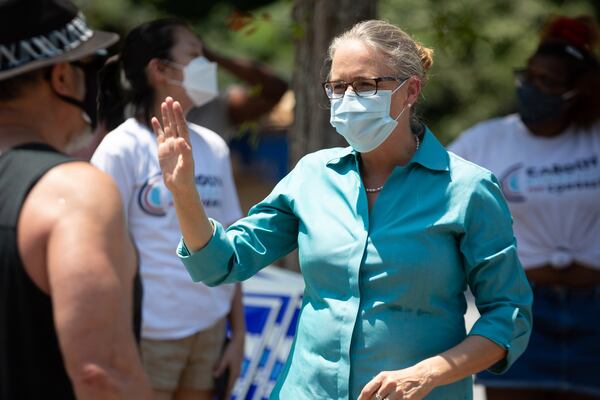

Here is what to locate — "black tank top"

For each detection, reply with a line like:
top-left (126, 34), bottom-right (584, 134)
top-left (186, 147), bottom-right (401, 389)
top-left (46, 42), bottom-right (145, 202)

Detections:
top-left (0, 143), bottom-right (143, 399)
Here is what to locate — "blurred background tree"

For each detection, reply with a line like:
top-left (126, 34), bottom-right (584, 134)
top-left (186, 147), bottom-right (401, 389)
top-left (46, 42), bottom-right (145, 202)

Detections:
top-left (75, 0), bottom-right (598, 147)
top-left (289, 0), bottom-right (376, 163)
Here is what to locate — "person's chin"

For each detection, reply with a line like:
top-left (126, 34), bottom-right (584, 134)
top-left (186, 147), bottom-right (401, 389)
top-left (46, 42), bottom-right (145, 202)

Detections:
top-left (521, 117), bottom-right (566, 137)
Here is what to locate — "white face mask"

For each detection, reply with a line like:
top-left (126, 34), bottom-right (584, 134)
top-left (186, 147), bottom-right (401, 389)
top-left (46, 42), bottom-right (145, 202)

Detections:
top-left (329, 80), bottom-right (407, 153)
top-left (166, 56), bottom-right (219, 107)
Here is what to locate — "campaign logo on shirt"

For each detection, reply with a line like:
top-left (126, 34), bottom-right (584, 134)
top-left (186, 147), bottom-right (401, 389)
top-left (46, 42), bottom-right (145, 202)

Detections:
top-left (499, 163), bottom-right (527, 202)
top-left (138, 173), bottom-right (169, 216)
top-left (195, 174), bottom-right (224, 208)
top-left (500, 155), bottom-right (600, 202)
top-left (138, 172), bottom-right (224, 216)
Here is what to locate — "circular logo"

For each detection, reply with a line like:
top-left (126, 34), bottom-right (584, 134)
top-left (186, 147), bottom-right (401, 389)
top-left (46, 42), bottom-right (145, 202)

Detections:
top-left (138, 173), bottom-right (170, 216)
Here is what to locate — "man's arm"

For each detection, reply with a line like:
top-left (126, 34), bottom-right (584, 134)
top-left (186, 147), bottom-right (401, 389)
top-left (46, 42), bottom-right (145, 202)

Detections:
top-left (25, 162), bottom-right (152, 399)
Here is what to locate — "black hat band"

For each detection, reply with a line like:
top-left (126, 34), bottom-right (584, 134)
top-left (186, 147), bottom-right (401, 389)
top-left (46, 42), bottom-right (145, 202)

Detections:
top-left (0, 13), bottom-right (92, 73)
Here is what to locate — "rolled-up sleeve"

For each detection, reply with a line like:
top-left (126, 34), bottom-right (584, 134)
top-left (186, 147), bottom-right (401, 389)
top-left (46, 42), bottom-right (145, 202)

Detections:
top-left (177, 161), bottom-right (302, 286)
top-left (460, 172), bottom-right (533, 374)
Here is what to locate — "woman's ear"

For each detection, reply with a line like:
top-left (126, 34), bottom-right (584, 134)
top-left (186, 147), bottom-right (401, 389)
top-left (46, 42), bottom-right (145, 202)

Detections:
top-left (146, 58), bottom-right (169, 86)
top-left (405, 76), bottom-right (421, 107)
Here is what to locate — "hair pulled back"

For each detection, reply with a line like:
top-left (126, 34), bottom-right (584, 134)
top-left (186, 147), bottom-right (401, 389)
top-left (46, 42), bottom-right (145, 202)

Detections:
top-left (98, 18), bottom-right (188, 131)
top-left (328, 20), bottom-right (433, 85)
top-left (327, 20), bottom-right (434, 133)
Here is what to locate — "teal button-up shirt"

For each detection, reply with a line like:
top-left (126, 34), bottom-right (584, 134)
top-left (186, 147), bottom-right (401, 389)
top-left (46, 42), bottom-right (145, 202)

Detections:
top-left (178, 128), bottom-right (533, 400)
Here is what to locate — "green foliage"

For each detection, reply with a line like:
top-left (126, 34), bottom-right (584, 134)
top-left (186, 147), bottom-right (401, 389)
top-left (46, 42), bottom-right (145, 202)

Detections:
top-left (75, 0), bottom-right (295, 90)
top-left (76, 0), bottom-right (597, 145)
top-left (379, 0), bottom-right (597, 143)
top-left (73, 0), bottom-right (159, 36)
top-left (133, 0), bottom-right (278, 23)
top-left (190, 1), bottom-right (295, 88)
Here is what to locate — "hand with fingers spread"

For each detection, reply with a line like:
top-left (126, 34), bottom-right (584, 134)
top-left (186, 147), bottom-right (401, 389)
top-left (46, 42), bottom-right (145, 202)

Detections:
top-left (151, 96), bottom-right (214, 253)
top-left (152, 97), bottom-right (196, 195)
top-left (358, 365), bottom-right (435, 400)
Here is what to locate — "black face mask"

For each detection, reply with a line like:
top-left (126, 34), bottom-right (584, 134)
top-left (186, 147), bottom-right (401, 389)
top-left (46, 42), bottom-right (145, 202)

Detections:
top-left (53, 58), bottom-right (104, 130)
top-left (516, 81), bottom-right (575, 126)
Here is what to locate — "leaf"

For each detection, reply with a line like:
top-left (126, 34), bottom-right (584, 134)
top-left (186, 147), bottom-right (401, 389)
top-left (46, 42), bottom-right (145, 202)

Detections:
top-left (226, 10), bottom-right (255, 32)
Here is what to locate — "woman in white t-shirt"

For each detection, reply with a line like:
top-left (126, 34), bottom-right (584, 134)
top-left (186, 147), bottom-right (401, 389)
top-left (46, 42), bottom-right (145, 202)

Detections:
top-left (91, 19), bottom-right (245, 400)
top-left (450, 15), bottom-right (600, 400)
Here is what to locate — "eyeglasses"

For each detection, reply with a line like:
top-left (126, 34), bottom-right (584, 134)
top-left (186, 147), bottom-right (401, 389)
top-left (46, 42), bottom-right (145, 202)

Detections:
top-left (513, 68), bottom-right (572, 93)
top-left (322, 76), bottom-right (405, 99)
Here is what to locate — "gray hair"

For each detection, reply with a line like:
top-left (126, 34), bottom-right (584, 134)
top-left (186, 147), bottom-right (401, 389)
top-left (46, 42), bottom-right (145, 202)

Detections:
top-left (328, 20), bottom-right (434, 86)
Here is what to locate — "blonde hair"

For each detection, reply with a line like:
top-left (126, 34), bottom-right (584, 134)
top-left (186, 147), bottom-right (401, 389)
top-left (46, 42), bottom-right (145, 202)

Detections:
top-left (328, 20), bottom-right (434, 85)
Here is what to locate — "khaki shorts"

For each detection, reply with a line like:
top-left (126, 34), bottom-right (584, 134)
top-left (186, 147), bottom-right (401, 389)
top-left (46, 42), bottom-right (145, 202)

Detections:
top-left (141, 317), bottom-right (226, 391)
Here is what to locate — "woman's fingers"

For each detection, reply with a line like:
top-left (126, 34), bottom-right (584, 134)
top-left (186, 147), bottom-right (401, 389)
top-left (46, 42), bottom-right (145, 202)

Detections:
top-left (155, 97), bottom-right (190, 145)
top-left (172, 101), bottom-right (190, 143)
top-left (358, 377), bottom-right (381, 400)
top-left (160, 101), bottom-right (170, 137)
top-left (165, 97), bottom-right (177, 137)
top-left (177, 137), bottom-right (191, 159)
top-left (151, 117), bottom-right (165, 140)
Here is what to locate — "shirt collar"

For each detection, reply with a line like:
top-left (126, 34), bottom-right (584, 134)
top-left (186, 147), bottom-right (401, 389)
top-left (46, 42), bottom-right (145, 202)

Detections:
top-left (326, 126), bottom-right (450, 172)
top-left (325, 146), bottom-right (357, 169)
top-left (411, 127), bottom-right (450, 172)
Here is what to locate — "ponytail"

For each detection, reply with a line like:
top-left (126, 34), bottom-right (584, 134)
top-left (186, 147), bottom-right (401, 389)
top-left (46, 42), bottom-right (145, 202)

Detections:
top-left (98, 55), bottom-right (128, 131)
top-left (98, 18), bottom-right (188, 131)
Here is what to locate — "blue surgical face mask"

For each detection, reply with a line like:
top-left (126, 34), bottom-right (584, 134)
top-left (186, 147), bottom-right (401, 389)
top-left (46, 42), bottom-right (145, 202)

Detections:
top-left (329, 80), bottom-right (407, 153)
top-left (516, 81), bottom-right (576, 126)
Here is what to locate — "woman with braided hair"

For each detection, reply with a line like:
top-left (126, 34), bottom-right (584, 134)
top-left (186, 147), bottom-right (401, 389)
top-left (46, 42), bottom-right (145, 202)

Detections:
top-left (450, 15), bottom-right (600, 400)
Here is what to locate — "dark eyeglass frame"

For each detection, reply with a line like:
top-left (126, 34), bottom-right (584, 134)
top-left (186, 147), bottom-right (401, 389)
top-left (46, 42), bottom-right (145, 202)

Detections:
top-left (513, 67), bottom-right (573, 93)
top-left (321, 76), bottom-right (406, 99)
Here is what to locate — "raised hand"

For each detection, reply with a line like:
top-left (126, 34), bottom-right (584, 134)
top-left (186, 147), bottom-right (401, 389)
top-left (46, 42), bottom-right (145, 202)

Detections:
top-left (151, 97), bottom-right (195, 195)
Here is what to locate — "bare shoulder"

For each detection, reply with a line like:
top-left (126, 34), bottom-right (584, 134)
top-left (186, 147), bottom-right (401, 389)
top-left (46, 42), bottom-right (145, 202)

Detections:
top-left (32, 161), bottom-right (124, 217)
top-left (20, 161), bottom-right (125, 240)
top-left (18, 161), bottom-right (131, 292)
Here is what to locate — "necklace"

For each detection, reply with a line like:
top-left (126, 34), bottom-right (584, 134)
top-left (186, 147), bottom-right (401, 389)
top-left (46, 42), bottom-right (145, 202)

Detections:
top-left (365, 185), bottom-right (384, 193)
top-left (364, 134), bottom-right (420, 193)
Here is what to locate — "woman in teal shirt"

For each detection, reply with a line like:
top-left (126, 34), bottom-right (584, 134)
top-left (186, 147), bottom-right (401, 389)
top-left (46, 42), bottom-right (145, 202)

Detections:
top-left (152, 20), bottom-right (532, 400)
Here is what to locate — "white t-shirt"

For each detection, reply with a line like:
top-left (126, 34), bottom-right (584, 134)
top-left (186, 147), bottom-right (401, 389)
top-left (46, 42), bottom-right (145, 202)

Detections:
top-left (92, 118), bottom-right (242, 339)
top-left (449, 114), bottom-right (600, 270)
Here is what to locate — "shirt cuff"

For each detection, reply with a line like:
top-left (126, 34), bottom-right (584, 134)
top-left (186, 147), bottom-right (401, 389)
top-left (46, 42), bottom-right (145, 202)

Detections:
top-left (468, 306), bottom-right (530, 374)
top-left (176, 219), bottom-right (234, 285)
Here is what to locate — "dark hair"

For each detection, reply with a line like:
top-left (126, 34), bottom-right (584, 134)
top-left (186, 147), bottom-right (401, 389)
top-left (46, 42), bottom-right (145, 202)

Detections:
top-left (0, 67), bottom-right (51, 101)
top-left (98, 18), bottom-right (189, 131)
top-left (534, 15), bottom-right (600, 128)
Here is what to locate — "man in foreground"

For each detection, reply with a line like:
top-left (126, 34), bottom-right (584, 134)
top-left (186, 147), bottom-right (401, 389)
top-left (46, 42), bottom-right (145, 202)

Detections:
top-left (0, 0), bottom-right (152, 398)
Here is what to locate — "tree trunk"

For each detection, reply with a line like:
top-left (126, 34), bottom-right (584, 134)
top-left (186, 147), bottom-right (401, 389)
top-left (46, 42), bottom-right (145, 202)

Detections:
top-left (289, 0), bottom-right (377, 165)
top-left (283, 0), bottom-right (376, 271)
